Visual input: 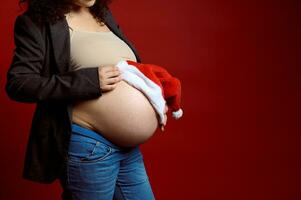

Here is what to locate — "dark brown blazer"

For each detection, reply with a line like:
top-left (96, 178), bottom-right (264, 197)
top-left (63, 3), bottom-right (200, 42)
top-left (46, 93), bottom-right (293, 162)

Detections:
top-left (5, 8), bottom-right (141, 184)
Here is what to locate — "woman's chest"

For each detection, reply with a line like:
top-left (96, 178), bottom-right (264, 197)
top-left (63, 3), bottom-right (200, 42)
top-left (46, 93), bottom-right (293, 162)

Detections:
top-left (69, 30), bottom-right (137, 70)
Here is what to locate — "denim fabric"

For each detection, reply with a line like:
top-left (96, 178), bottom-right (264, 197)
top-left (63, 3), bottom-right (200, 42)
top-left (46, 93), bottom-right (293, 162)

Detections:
top-left (59, 123), bottom-right (155, 200)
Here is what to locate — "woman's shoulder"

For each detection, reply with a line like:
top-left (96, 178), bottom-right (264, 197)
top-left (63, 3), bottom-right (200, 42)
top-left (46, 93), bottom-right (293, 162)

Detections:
top-left (13, 11), bottom-right (48, 50)
top-left (14, 10), bottom-right (49, 39)
top-left (16, 11), bottom-right (45, 27)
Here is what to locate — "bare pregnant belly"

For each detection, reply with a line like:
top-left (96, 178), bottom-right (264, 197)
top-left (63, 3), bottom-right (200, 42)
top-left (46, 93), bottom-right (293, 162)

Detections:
top-left (71, 80), bottom-right (159, 147)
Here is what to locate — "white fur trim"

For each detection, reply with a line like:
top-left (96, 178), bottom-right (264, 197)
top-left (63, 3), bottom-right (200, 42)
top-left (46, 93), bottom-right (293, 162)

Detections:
top-left (172, 109), bottom-right (183, 119)
top-left (116, 60), bottom-right (166, 125)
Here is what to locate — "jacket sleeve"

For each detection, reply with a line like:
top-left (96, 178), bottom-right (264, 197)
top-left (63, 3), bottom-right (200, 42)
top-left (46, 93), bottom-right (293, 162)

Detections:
top-left (5, 15), bottom-right (102, 104)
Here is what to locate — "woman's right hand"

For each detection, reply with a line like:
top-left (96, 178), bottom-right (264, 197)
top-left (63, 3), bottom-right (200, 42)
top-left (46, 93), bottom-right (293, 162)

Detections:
top-left (98, 65), bottom-right (122, 92)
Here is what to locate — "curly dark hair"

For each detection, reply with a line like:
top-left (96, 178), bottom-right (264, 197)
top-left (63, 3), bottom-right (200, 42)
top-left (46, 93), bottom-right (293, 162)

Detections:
top-left (19, 0), bottom-right (113, 25)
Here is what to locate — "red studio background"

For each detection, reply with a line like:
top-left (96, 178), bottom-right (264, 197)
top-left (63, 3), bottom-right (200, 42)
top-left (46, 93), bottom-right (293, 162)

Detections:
top-left (0, 0), bottom-right (300, 199)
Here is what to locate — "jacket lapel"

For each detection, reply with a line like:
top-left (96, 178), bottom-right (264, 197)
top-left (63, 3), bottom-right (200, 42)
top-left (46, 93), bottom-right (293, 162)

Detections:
top-left (49, 9), bottom-right (141, 73)
top-left (49, 18), bottom-right (70, 73)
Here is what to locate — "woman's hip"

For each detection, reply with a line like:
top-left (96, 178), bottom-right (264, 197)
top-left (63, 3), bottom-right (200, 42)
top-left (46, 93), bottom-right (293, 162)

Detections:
top-left (67, 123), bottom-right (138, 163)
top-left (66, 123), bottom-right (151, 199)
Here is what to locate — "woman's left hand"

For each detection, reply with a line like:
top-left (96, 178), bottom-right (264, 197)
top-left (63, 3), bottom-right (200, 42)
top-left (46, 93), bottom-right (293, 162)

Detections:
top-left (161, 104), bottom-right (168, 131)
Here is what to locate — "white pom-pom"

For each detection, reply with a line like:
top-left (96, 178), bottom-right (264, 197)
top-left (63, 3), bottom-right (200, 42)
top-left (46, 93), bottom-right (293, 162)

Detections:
top-left (172, 109), bottom-right (183, 119)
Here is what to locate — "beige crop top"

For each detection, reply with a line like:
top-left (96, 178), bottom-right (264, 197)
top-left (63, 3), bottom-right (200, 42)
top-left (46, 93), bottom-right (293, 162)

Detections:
top-left (68, 26), bottom-right (137, 71)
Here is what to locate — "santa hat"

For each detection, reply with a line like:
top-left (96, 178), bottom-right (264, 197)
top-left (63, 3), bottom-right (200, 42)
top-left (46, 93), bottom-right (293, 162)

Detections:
top-left (116, 60), bottom-right (183, 125)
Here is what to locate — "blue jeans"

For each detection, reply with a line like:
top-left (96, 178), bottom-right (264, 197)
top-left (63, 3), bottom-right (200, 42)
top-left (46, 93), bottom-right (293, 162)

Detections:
top-left (59, 123), bottom-right (155, 200)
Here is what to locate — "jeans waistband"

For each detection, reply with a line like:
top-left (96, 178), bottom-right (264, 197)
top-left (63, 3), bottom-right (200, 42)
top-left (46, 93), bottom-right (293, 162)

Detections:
top-left (71, 123), bottom-right (119, 149)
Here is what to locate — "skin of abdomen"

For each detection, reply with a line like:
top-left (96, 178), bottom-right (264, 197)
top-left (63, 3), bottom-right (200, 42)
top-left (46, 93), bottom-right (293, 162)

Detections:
top-left (71, 80), bottom-right (159, 147)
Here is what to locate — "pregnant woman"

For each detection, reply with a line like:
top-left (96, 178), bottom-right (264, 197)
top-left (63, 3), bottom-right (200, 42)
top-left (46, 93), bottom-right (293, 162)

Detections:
top-left (6, 0), bottom-right (168, 199)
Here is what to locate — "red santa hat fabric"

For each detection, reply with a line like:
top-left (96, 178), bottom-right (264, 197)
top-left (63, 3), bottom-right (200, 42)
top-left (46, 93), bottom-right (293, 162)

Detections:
top-left (116, 60), bottom-right (183, 125)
